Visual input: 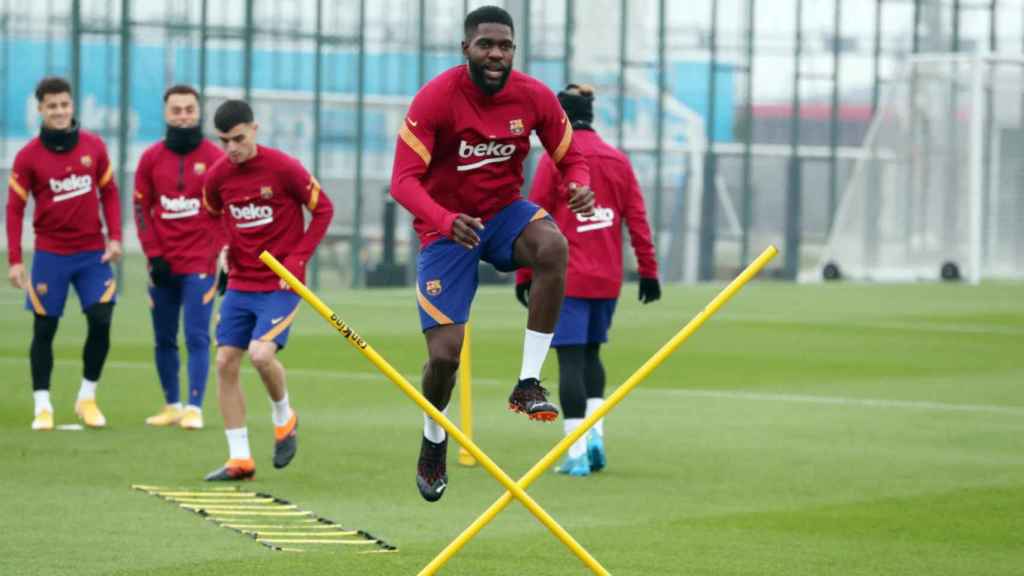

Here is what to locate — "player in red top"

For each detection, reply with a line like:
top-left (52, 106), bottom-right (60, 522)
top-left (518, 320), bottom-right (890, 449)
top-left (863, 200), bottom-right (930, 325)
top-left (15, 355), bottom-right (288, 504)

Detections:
top-left (134, 84), bottom-right (226, 430)
top-left (516, 84), bottom-right (661, 476)
top-left (201, 99), bottom-right (333, 481)
top-left (391, 5), bottom-right (594, 502)
top-left (6, 77), bottom-right (122, 431)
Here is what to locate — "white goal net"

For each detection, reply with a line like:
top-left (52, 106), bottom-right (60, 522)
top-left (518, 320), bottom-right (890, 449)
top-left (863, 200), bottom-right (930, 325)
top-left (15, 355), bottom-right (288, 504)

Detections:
top-left (807, 53), bottom-right (1024, 284)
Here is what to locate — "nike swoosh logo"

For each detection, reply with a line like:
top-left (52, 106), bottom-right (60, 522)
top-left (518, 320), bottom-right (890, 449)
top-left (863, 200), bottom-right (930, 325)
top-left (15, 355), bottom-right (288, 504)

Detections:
top-left (407, 119), bottom-right (418, 127)
top-left (271, 317), bottom-right (284, 325)
top-left (435, 482), bottom-right (446, 494)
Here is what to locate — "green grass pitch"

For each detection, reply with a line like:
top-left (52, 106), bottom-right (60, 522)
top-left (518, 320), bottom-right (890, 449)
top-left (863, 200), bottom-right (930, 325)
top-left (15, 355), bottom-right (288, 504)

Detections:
top-left (1, 259), bottom-right (1022, 575)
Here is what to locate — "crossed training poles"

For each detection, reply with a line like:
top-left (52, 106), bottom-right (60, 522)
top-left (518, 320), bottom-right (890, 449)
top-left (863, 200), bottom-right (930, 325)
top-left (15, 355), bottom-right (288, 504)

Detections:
top-left (260, 245), bottom-right (777, 575)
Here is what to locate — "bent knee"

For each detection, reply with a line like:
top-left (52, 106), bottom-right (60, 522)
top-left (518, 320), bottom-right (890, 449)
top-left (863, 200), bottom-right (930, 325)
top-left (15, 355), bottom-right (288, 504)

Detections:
top-left (533, 232), bottom-right (568, 273)
top-left (216, 348), bottom-right (242, 374)
top-left (247, 342), bottom-right (278, 369)
top-left (427, 354), bottom-right (460, 380)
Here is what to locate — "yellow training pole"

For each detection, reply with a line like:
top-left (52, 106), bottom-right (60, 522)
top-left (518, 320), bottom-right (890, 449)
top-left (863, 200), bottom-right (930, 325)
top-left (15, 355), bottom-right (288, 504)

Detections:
top-left (420, 245), bottom-right (778, 576)
top-left (259, 252), bottom-right (609, 575)
top-left (457, 323), bottom-right (476, 467)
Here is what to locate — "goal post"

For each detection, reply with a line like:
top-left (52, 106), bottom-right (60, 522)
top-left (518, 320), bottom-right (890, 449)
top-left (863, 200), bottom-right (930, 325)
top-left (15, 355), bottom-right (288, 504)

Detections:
top-left (807, 52), bottom-right (1024, 284)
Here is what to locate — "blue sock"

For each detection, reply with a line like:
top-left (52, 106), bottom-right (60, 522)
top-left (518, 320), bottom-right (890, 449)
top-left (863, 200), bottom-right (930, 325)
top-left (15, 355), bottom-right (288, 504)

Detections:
top-left (151, 284), bottom-right (182, 405)
top-left (183, 274), bottom-right (215, 408)
top-left (186, 341), bottom-right (209, 407)
top-left (155, 342), bottom-right (181, 404)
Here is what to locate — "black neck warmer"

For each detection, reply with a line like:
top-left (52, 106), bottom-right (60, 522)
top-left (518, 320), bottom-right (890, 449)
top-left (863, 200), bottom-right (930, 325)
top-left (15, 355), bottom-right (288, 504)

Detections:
top-left (557, 90), bottom-right (595, 131)
top-left (165, 124), bottom-right (204, 155)
top-left (39, 119), bottom-right (80, 153)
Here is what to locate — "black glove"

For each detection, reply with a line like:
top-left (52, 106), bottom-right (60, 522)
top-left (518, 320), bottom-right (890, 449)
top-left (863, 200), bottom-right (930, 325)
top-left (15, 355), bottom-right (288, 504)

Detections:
top-left (515, 281), bottom-right (531, 308)
top-left (148, 257), bottom-right (172, 287)
top-left (216, 269), bottom-right (228, 296)
top-left (638, 277), bottom-right (661, 304)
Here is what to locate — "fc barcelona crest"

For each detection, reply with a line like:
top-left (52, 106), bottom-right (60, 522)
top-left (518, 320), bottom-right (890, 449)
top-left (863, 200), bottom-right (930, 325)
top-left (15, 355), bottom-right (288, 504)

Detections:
top-left (194, 162), bottom-right (207, 175)
top-left (509, 118), bottom-right (524, 135)
top-left (80, 155), bottom-right (93, 168)
top-left (260, 186), bottom-right (273, 199)
top-left (426, 279), bottom-right (442, 296)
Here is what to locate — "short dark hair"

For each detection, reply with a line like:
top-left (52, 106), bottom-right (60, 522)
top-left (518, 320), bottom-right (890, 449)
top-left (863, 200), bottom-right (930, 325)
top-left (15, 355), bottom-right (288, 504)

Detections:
top-left (464, 5), bottom-right (514, 38)
top-left (163, 84), bottom-right (200, 102)
top-left (35, 76), bottom-right (72, 102)
top-left (213, 99), bottom-right (254, 132)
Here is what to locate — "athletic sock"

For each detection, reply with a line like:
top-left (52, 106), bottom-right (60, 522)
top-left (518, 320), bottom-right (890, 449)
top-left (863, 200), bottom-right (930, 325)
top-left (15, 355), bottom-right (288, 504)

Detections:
top-left (564, 418), bottom-right (587, 459)
top-left (586, 398), bottom-right (605, 437)
top-left (169, 402), bottom-right (183, 410)
top-left (271, 394), bottom-right (292, 427)
top-left (225, 427), bottom-right (251, 461)
top-left (519, 329), bottom-right (554, 381)
top-left (423, 405), bottom-right (449, 444)
top-left (77, 379), bottom-right (98, 402)
top-left (33, 390), bottom-right (53, 416)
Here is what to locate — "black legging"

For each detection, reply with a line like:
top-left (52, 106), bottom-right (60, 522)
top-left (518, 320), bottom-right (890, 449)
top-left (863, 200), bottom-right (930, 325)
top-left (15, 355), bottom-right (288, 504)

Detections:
top-left (30, 315), bottom-right (59, 391)
top-left (83, 302), bottom-right (114, 382)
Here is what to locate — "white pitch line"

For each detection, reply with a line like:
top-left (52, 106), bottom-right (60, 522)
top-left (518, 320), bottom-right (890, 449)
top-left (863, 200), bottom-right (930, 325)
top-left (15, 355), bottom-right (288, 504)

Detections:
top-left (2, 356), bottom-right (1021, 417)
top-left (650, 388), bottom-right (1024, 416)
top-left (715, 314), bottom-right (1024, 336)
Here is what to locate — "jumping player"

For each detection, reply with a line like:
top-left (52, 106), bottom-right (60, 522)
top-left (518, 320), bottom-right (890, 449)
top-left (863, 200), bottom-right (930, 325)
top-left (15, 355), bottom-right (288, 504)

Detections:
top-left (6, 76), bottom-right (122, 430)
top-left (201, 99), bottom-right (333, 481)
top-left (516, 84), bottom-right (661, 476)
top-left (390, 5), bottom-right (594, 502)
top-left (134, 84), bottom-right (226, 430)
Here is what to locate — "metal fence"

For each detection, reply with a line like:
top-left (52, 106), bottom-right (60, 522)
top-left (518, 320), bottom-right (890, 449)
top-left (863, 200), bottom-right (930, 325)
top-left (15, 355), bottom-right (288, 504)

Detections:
top-left (3, 0), bottom-right (1024, 288)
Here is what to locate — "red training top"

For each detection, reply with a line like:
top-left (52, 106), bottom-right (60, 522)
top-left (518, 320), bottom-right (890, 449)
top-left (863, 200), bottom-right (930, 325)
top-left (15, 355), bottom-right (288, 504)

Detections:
top-left (516, 129), bottom-right (658, 299)
top-left (134, 139), bottom-right (226, 275)
top-left (6, 130), bottom-right (122, 265)
top-left (391, 65), bottom-right (590, 248)
top-left (202, 145), bottom-right (333, 292)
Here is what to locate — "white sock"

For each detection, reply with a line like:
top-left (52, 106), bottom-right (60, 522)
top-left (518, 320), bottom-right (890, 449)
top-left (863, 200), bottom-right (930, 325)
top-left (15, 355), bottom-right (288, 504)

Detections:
top-left (586, 398), bottom-right (605, 437)
top-left (271, 393), bottom-right (291, 427)
top-left (33, 391), bottom-right (53, 416)
top-left (423, 405), bottom-right (449, 444)
top-left (225, 427), bottom-right (251, 460)
top-left (184, 404), bottom-right (201, 413)
top-left (169, 402), bottom-right (183, 410)
top-left (519, 329), bottom-right (554, 381)
top-left (564, 418), bottom-right (587, 459)
top-left (77, 379), bottom-right (97, 402)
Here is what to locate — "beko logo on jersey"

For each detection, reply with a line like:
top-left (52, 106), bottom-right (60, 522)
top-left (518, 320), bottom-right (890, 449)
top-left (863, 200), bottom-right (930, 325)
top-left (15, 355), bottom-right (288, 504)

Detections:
top-left (457, 140), bottom-right (516, 172)
top-left (49, 174), bottom-right (93, 202)
top-left (160, 195), bottom-right (201, 219)
top-left (229, 203), bottom-right (274, 228)
top-left (576, 206), bottom-right (615, 233)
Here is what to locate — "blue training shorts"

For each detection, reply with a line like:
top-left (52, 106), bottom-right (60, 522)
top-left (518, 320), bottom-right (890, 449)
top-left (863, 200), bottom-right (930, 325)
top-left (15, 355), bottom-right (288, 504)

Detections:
top-left (26, 250), bottom-right (116, 317)
top-left (216, 289), bottom-right (301, 350)
top-left (416, 199), bottom-right (549, 331)
top-left (551, 297), bottom-right (618, 347)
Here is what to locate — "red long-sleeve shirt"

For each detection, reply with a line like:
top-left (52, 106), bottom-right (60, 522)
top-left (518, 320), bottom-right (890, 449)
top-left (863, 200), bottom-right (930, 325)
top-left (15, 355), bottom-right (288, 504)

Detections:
top-left (391, 65), bottom-right (590, 248)
top-left (202, 145), bottom-right (333, 292)
top-left (516, 129), bottom-right (658, 299)
top-left (134, 139), bottom-right (226, 275)
top-left (6, 131), bottom-right (121, 265)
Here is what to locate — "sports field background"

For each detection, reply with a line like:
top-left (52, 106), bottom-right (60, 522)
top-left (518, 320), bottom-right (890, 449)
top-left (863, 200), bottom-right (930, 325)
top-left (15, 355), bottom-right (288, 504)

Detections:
top-left (1, 256), bottom-right (1022, 575)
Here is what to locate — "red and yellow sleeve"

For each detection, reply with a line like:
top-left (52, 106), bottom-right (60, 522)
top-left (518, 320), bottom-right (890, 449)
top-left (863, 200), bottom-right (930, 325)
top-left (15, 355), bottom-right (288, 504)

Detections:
top-left (285, 157), bottom-right (334, 276)
top-left (390, 86), bottom-right (459, 238)
top-left (133, 149), bottom-right (163, 257)
top-left (95, 143), bottom-right (122, 241)
top-left (6, 152), bottom-right (32, 265)
top-left (534, 83), bottom-right (589, 187)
